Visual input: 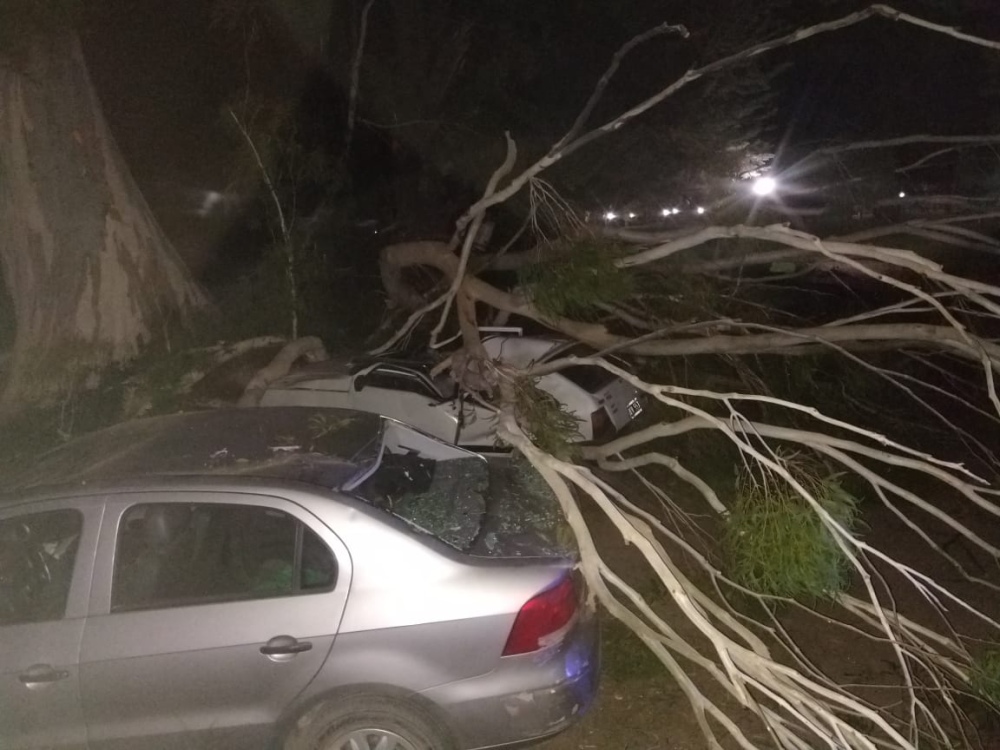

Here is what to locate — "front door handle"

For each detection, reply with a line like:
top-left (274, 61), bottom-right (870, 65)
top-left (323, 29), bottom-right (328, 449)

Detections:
top-left (19, 664), bottom-right (70, 688)
top-left (260, 635), bottom-right (313, 660)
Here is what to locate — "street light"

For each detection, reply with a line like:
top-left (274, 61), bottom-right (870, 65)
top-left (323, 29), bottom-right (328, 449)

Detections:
top-left (752, 177), bottom-right (778, 197)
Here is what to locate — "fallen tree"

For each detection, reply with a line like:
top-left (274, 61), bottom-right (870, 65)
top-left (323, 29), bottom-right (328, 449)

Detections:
top-left (372, 6), bottom-right (1000, 749)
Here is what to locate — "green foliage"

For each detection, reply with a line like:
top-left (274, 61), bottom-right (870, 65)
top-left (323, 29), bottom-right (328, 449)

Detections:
top-left (970, 649), bottom-right (1000, 709)
top-left (509, 377), bottom-right (582, 459)
top-left (723, 456), bottom-right (860, 601)
top-left (520, 238), bottom-right (633, 320)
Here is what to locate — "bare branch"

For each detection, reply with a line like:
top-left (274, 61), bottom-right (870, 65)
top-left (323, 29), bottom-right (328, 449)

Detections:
top-left (430, 133), bottom-right (517, 349)
top-left (802, 133), bottom-right (1000, 161)
top-left (344, 0), bottom-right (377, 156)
top-left (238, 336), bottom-right (328, 406)
top-left (460, 5), bottom-right (1000, 222)
top-left (554, 21), bottom-right (690, 149)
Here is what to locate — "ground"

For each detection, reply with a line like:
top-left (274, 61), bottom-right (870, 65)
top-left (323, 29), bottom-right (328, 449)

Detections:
top-left (537, 466), bottom-right (1000, 750)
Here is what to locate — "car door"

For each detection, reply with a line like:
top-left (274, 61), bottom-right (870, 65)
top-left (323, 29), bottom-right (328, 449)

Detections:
top-left (80, 491), bottom-right (351, 750)
top-left (0, 499), bottom-right (101, 750)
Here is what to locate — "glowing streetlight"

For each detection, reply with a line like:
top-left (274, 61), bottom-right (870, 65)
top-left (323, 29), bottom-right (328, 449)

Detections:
top-left (661, 208), bottom-right (671, 217)
top-left (696, 206), bottom-right (706, 215)
top-left (898, 191), bottom-right (906, 198)
top-left (603, 211), bottom-right (618, 221)
top-left (627, 212), bottom-right (637, 220)
top-left (752, 177), bottom-right (778, 197)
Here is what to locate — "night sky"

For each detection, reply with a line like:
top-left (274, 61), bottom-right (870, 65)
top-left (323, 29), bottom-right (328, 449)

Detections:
top-left (76, 0), bottom-right (1000, 278)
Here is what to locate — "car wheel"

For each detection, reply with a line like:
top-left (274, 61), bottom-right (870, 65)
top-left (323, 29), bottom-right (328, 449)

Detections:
top-left (285, 694), bottom-right (455, 750)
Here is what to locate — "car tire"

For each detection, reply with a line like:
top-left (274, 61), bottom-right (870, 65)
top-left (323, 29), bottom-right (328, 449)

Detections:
top-left (284, 693), bottom-right (456, 750)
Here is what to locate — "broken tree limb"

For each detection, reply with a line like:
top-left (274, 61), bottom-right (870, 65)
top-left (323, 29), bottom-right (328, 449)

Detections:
top-left (238, 336), bottom-right (329, 406)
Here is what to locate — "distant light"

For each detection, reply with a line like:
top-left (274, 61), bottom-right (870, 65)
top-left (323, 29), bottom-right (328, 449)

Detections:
top-left (752, 177), bottom-right (778, 196)
top-left (696, 206), bottom-right (706, 215)
top-left (898, 191), bottom-right (906, 198)
top-left (672, 208), bottom-right (680, 215)
top-left (661, 208), bottom-right (671, 217)
top-left (603, 211), bottom-right (618, 221)
top-left (627, 212), bottom-right (637, 220)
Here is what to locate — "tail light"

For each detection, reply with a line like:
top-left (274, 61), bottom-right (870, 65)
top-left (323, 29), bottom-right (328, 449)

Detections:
top-left (503, 576), bottom-right (578, 656)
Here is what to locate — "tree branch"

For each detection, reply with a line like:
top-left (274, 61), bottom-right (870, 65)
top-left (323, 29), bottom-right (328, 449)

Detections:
top-left (553, 21), bottom-right (690, 150)
top-left (430, 133), bottom-right (517, 349)
top-left (344, 0), bottom-right (377, 156)
top-left (459, 5), bottom-right (1000, 224)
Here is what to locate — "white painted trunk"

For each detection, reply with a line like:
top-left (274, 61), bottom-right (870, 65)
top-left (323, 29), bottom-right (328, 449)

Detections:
top-left (0, 32), bottom-right (207, 408)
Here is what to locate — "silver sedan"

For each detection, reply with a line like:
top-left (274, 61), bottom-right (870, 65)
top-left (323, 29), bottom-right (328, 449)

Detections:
top-left (0, 407), bottom-right (599, 750)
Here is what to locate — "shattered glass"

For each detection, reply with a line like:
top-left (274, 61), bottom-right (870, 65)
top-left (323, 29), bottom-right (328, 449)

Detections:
top-left (391, 457), bottom-right (489, 550)
top-left (357, 452), bottom-right (575, 558)
top-left (475, 453), bottom-right (576, 558)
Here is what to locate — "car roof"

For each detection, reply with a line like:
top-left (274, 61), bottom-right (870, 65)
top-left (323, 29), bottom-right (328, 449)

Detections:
top-left (4, 407), bottom-right (383, 497)
top-left (270, 335), bottom-right (578, 390)
top-left (481, 335), bottom-right (566, 366)
top-left (365, 335), bottom-right (568, 371)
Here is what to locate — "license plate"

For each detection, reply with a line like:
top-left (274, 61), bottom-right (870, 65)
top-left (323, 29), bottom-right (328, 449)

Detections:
top-left (627, 397), bottom-right (643, 419)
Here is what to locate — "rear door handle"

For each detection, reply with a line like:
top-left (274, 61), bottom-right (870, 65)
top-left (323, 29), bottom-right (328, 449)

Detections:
top-left (260, 635), bottom-right (313, 658)
top-left (19, 664), bottom-right (70, 687)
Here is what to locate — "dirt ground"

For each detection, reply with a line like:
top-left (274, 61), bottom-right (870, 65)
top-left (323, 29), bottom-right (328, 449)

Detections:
top-left (536, 469), bottom-right (1000, 750)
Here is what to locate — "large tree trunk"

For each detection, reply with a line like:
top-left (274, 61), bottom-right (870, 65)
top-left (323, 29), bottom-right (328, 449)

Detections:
top-left (0, 32), bottom-right (206, 409)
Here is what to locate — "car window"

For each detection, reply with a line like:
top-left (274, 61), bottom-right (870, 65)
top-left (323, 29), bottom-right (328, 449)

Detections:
top-left (112, 503), bottom-right (337, 612)
top-left (0, 509), bottom-right (82, 626)
top-left (358, 367), bottom-right (441, 399)
top-left (354, 454), bottom-right (490, 551)
top-left (542, 342), bottom-right (621, 393)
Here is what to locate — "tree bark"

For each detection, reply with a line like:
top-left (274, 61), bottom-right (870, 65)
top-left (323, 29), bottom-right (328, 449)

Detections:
top-left (0, 32), bottom-right (206, 409)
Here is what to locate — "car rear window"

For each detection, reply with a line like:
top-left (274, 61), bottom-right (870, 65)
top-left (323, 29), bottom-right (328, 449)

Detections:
top-left (542, 343), bottom-right (619, 393)
top-left (353, 454), bottom-right (574, 558)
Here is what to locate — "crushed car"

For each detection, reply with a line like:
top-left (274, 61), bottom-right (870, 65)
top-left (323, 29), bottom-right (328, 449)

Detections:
top-left (260, 334), bottom-right (644, 450)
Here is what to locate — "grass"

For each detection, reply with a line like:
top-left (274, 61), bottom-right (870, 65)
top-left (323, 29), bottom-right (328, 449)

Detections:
top-left (520, 237), bottom-right (633, 320)
top-left (970, 649), bottom-right (1000, 709)
top-left (723, 458), bottom-right (861, 601)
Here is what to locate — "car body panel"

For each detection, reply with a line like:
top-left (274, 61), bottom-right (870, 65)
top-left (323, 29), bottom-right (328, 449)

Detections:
top-left (420, 609), bottom-right (599, 749)
top-left (261, 336), bottom-right (642, 448)
top-left (1, 408), bottom-right (599, 750)
top-left (79, 490), bottom-right (352, 750)
top-left (593, 377), bottom-right (644, 431)
top-left (260, 362), bottom-right (500, 448)
top-left (0, 497), bottom-right (103, 750)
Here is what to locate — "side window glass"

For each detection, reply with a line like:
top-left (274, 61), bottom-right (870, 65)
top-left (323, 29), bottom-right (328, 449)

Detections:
top-left (361, 369), bottom-right (437, 398)
top-left (112, 503), bottom-right (337, 612)
top-left (0, 509), bottom-right (82, 626)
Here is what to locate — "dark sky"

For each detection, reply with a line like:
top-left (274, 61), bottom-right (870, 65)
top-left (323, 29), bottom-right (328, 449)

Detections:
top-left (77, 0), bottom-right (1000, 273)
